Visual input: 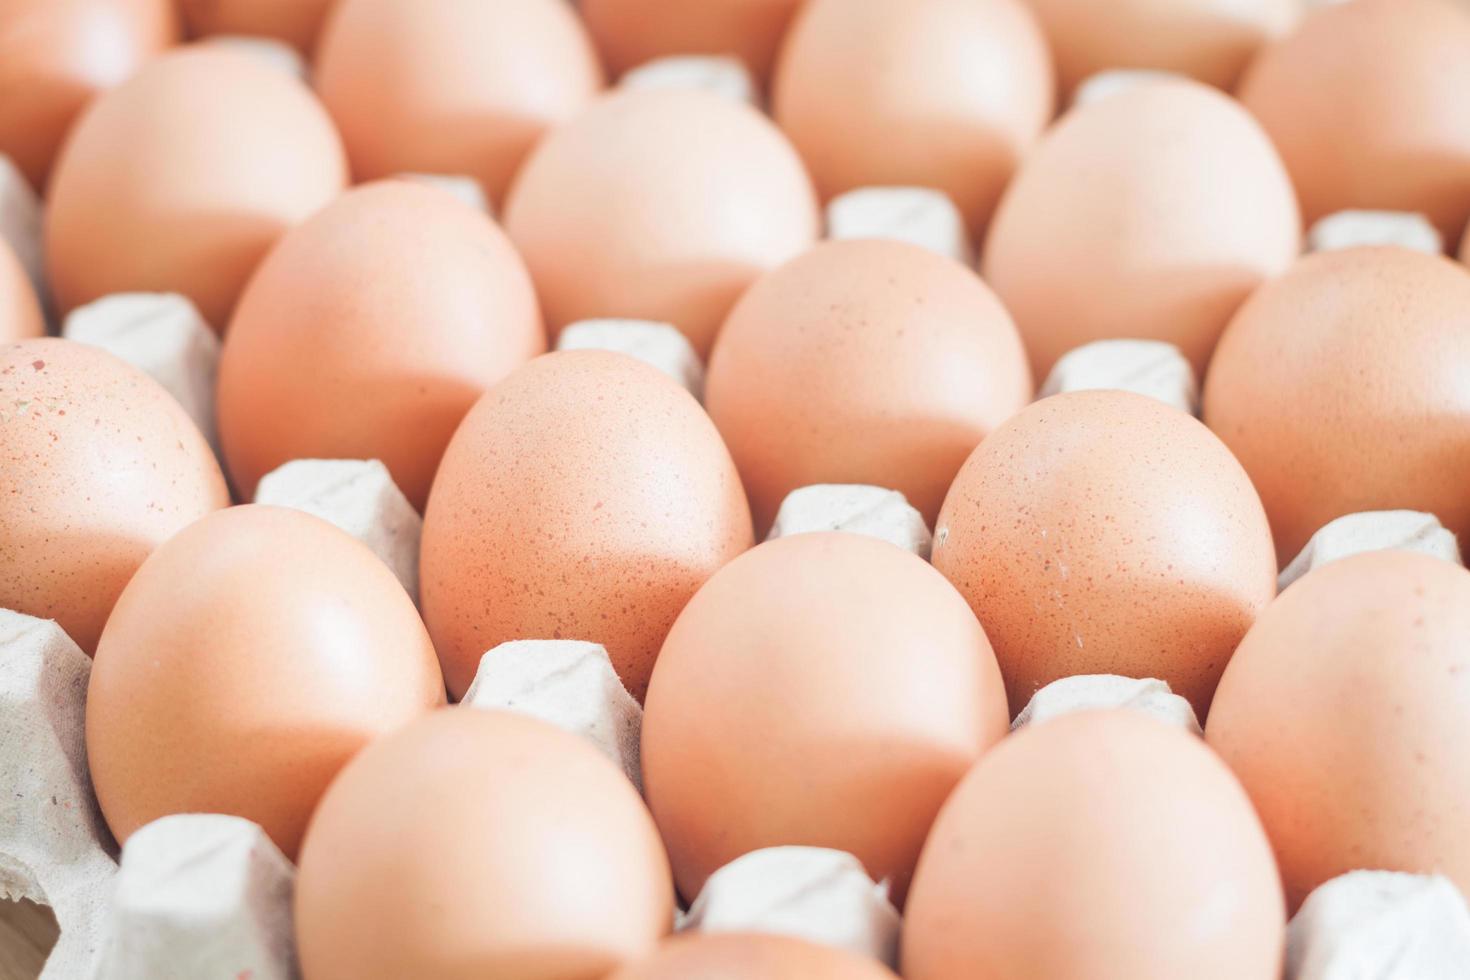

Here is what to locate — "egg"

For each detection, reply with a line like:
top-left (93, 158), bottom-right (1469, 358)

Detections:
top-left (705, 238), bottom-right (1031, 532)
top-left (45, 46), bottom-right (347, 328)
top-left (1207, 551), bottom-right (1470, 910)
top-left (1204, 247), bottom-right (1470, 565)
top-left (314, 0), bottom-right (603, 208)
top-left (0, 240), bottom-right (43, 343)
top-left (296, 708), bottom-right (673, 980)
top-left (904, 711), bottom-right (1285, 979)
top-left (217, 180), bottom-right (544, 510)
top-left (642, 532), bottom-right (1009, 901)
top-left (933, 390), bottom-right (1276, 718)
top-left (606, 934), bottom-right (898, 980)
top-left (772, 0), bottom-right (1054, 236)
top-left (1239, 0), bottom-right (1470, 244)
top-left (981, 77), bottom-right (1300, 379)
top-left (0, 339), bottom-right (227, 654)
top-left (178, 0), bottom-right (335, 52)
top-left (503, 88), bottom-right (818, 356)
top-left (420, 350), bottom-right (753, 701)
top-left (580, 0), bottom-right (800, 83)
top-left (0, 0), bottom-right (179, 191)
top-left (86, 505), bottom-right (444, 860)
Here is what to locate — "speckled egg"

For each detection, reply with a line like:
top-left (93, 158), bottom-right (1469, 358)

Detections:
top-left (607, 934), bottom-right (899, 980)
top-left (933, 390), bottom-right (1277, 718)
top-left (0, 241), bottom-right (43, 343)
top-left (580, 0), bottom-right (801, 83)
top-left (178, 0), bottom-right (335, 52)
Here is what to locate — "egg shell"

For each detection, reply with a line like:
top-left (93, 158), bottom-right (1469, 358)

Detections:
top-left (0, 338), bottom-right (227, 654)
top-left (0, 238), bottom-right (42, 343)
top-left (178, 0), bottom-right (334, 52)
top-left (606, 933), bottom-right (898, 980)
top-left (45, 46), bottom-right (347, 329)
top-left (982, 77), bottom-right (1300, 379)
top-left (503, 88), bottom-right (819, 357)
top-left (580, 0), bottom-right (801, 83)
top-left (314, 0), bottom-right (604, 208)
top-left (0, 0), bottom-right (179, 192)
top-left (903, 711), bottom-right (1285, 979)
top-left (706, 238), bottom-right (1031, 532)
top-left (420, 350), bottom-right (753, 702)
top-left (1206, 550), bottom-right (1470, 911)
top-left (933, 390), bottom-right (1277, 718)
top-left (1240, 0), bottom-right (1470, 245)
top-left (641, 532), bottom-right (1010, 902)
top-left (295, 708), bottom-right (673, 980)
top-left (773, 0), bottom-right (1054, 237)
top-left (86, 504), bottom-right (445, 861)
top-left (1203, 247), bottom-right (1470, 565)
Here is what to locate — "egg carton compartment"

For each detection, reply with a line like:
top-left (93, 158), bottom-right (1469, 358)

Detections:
top-left (1278, 510), bottom-right (1462, 591)
top-left (619, 55), bottom-right (759, 107)
top-left (1288, 871), bottom-right (1470, 979)
top-left (825, 188), bottom-right (975, 266)
top-left (556, 319), bottom-right (705, 399)
top-left (766, 484), bottom-right (933, 559)
top-left (1038, 339), bottom-right (1199, 415)
top-left (1306, 210), bottom-right (1444, 256)
top-left (1011, 675), bottom-right (1202, 734)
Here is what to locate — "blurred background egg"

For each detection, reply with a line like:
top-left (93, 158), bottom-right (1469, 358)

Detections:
top-left (904, 711), bottom-right (1284, 979)
top-left (982, 77), bottom-right (1300, 379)
top-left (503, 88), bottom-right (818, 356)
top-left (641, 532), bottom-right (1009, 902)
top-left (0, 241), bottom-right (42, 342)
top-left (217, 180), bottom-right (544, 510)
top-left (314, 0), bottom-right (604, 209)
top-left (45, 46), bottom-right (347, 329)
top-left (705, 238), bottom-right (1031, 532)
top-left (0, 338), bottom-right (226, 654)
top-left (773, 0), bottom-right (1054, 237)
top-left (296, 709), bottom-right (673, 980)
top-left (606, 934), bottom-right (898, 980)
top-left (178, 0), bottom-right (335, 53)
top-left (933, 390), bottom-right (1277, 718)
top-left (580, 0), bottom-right (801, 84)
top-left (86, 505), bottom-right (444, 860)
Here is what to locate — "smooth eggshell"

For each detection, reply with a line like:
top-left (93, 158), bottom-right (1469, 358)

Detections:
top-left (641, 532), bottom-right (1010, 902)
top-left (86, 505), bottom-right (445, 860)
top-left (982, 77), bottom-right (1300, 379)
top-left (773, 0), bottom-right (1053, 237)
top-left (503, 88), bottom-right (819, 357)
top-left (45, 46), bottom-right (347, 328)
top-left (1207, 551), bottom-right (1470, 911)
top-left (314, 0), bottom-right (604, 208)
top-left (705, 238), bottom-right (1031, 532)
top-left (217, 181), bottom-right (544, 510)
top-left (0, 338), bottom-right (227, 654)
top-left (904, 711), bottom-right (1285, 979)
top-left (1203, 247), bottom-right (1470, 565)
top-left (420, 350), bottom-right (753, 701)
top-left (178, 0), bottom-right (334, 52)
top-left (581, 0), bottom-right (800, 82)
top-left (0, 240), bottom-right (43, 343)
top-left (296, 709), bottom-right (673, 980)
top-left (933, 390), bottom-right (1277, 718)
top-left (607, 934), bottom-right (898, 980)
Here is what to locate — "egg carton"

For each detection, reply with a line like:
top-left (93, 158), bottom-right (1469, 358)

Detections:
top-left (1306, 210), bottom-right (1443, 256)
top-left (825, 187), bottom-right (975, 266)
top-left (619, 55), bottom-right (758, 108)
top-left (556, 319), bottom-right (705, 398)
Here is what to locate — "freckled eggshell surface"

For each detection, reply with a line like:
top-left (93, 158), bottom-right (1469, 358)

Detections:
top-left (1203, 247), bottom-right (1470, 566)
top-left (0, 241), bottom-right (43, 343)
top-left (1206, 551), bottom-right (1470, 911)
top-left (503, 88), bottom-right (819, 357)
top-left (217, 180), bottom-right (545, 510)
top-left (705, 238), bottom-right (1032, 532)
top-left (933, 390), bottom-right (1277, 718)
top-left (0, 339), bottom-right (227, 654)
top-left (580, 0), bottom-right (801, 82)
top-left (178, 0), bottom-right (335, 52)
top-left (772, 0), bottom-right (1055, 236)
top-left (981, 77), bottom-right (1300, 380)
top-left (420, 350), bottom-right (754, 702)
top-left (86, 505), bottom-right (445, 861)
top-left (641, 532), bottom-right (1010, 902)
top-left (903, 711), bottom-right (1285, 980)
top-left (314, 0), bottom-right (604, 208)
top-left (606, 934), bottom-right (899, 980)
top-left (44, 46), bottom-right (347, 329)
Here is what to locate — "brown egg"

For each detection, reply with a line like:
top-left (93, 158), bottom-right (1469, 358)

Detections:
top-left (45, 46), bottom-right (347, 329)
top-left (217, 181), bottom-right (544, 510)
top-left (705, 239), bottom-right (1031, 532)
top-left (0, 0), bottom-right (179, 192)
top-left (607, 934), bottom-right (898, 980)
top-left (933, 390), bottom-right (1276, 718)
top-left (1207, 551), bottom-right (1470, 910)
top-left (904, 711), bottom-right (1285, 979)
top-left (86, 505), bottom-right (444, 860)
top-left (420, 350), bottom-right (753, 701)
top-left (503, 89), bottom-right (818, 356)
top-left (0, 339), bottom-right (227, 653)
top-left (773, 0), bottom-right (1054, 236)
top-left (296, 708), bottom-right (673, 980)
top-left (1204, 247), bottom-right (1470, 566)
top-left (982, 77), bottom-right (1300, 379)
top-left (0, 240), bottom-right (43, 343)
top-left (580, 0), bottom-right (800, 83)
top-left (314, 0), bottom-right (603, 209)
top-left (642, 532), bottom-right (1010, 902)
top-left (178, 0), bottom-right (335, 52)
top-left (1240, 0), bottom-right (1470, 244)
